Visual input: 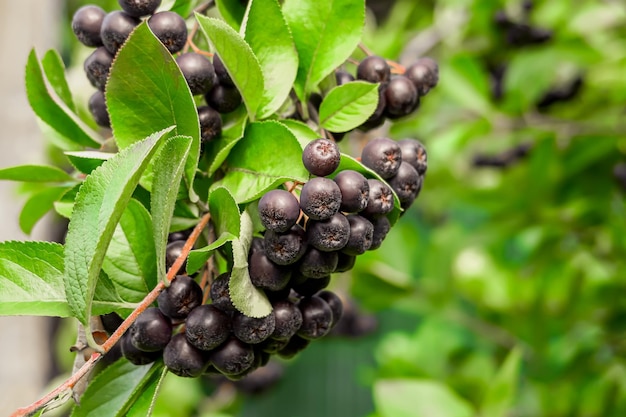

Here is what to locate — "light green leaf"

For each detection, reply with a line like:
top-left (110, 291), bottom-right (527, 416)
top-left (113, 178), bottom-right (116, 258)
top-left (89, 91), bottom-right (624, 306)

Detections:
top-left (20, 186), bottom-right (72, 235)
top-left (169, 0), bottom-right (199, 17)
top-left (280, 119), bottom-right (321, 149)
top-left (65, 151), bottom-right (115, 174)
top-left (480, 348), bottom-right (522, 417)
top-left (215, 0), bottom-right (247, 30)
top-left (319, 81), bottom-right (379, 132)
top-left (0, 165), bottom-right (74, 183)
top-left (41, 49), bottom-right (75, 110)
top-left (439, 54), bottom-right (493, 116)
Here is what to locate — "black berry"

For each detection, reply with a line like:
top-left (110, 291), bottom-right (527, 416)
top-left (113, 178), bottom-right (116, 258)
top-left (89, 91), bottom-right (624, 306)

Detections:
top-left (148, 11), bottom-right (188, 54)
top-left (369, 216), bottom-right (390, 250)
top-left (271, 299), bottom-right (303, 341)
top-left (258, 189), bottom-right (301, 233)
top-left (317, 290), bottom-right (343, 327)
top-left (388, 161), bottom-right (421, 208)
top-left (157, 275), bottom-right (203, 320)
top-left (100, 11), bottom-right (140, 55)
top-left (72, 5), bottom-right (106, 47)
top-left (165, 240), bottom-right (187, 274)
top-left (384, 76), bottom-right (418, 119)
top-left (277, 335), bottom-right (310, 359)
top-left (118, 0), bottom-right (162, 17)
top-left (334, 252), bottom-right (356, 272)
top-left (232, 312), bottom-right (276, 344)
top-left (249, 249), bottom-right (291, 291)
top-left (129, 307), bottom-right (172, 352)
top-left (299, 177), bottom-right (342, 220)
top-left (164, 333), bottom-right (209, 378)
top-left (100, 312), bottom-right (124, 335)
top-left (398, 139), bottom-right (427, 175)
top-left (121, 334), bottom-right (161, 365)
top-left (302, 138), bottom-right (341, 177)
top-left (212, 54), bottom-right (234, 87)
top-left (176, 53), bottom-right (216, 95)
top-left (88, 90), bottom-right (110, 128)
top-left (333, 170), bottom-right (370, 213)
top-left (210, 272), bottom-right (235, 312)
top-left (357, 56), bottom-right (390, 84)
top-left (359, 88), bottom-right (387, 131)
top-left (263, 225), bottom-right (307, 266)
top-left (292, 275), bottom-right (331, 297)
top-left (306, 212), bottom-right (350, 252)
top-left (84, 47), bottom-right (113, 91)
top-left (298, 247), bottom-right (338, 279)
top-left (206, 84), bottom-right (242, 113)
top-left (362, 179), bottom-right (394, 218)
top-left (210, 336), bottom-right (255, 375)
top-left (297, 296), bottom-right (333, 340)
top-left (185, 305), bottom-right (231, 351)
top-left (404, 57), bottom-right (439, 96)
top-left (342, 215), bottom-right (374, 255)
top-left (197, 105), bottom-right (222, 143)
top-left (335, 70), bottom-right (355, 86)
top-left (361, 137), bottom-right (402, 179)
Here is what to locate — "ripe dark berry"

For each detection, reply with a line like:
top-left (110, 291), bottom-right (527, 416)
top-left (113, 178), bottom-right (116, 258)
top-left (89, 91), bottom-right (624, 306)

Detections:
top-left (164, 333), bottom-right (209, 378)
top-left (259, 337), bottom-right (289, 354)
top-left (210, 336), bottom-right (255, 375)
top-left (157, 275), bottom-right (203, 320)
top-left (369, 216), bottom-right (390, 250)
top-left (361, 137), bottom-right (402, 179)
top-left (148, 11), bottom-right (188, 54)
top-left (342, 215), bottom-right (374, 255)
top-left (100, 312), bottom-right (124, 335)
top-left (333, 170), bottom-right (369, 213)
top-left (317, 290), bottom-right (343, 327)
top-left (258, 189), bottom-right (300, 233)
top-left (277, 335), bottom-right (310, 359)
top-left (297, 296), bottom-right (333, 340)
top-left (118, 0), bottom-right (162, 17)
top-left (357, 56), bottom-right (390, 84)
top-left (388, 162), bottom-right (421, 208)
top-left (176, 53), bottom-right (216, 95)
top-left (72, 5), bottom-right (106, 47)
top-left (300, 177), bottom-right (342, 220)
top-left (299, 247), bottom-right (339, 279)
top-left (249, 249), bottom-right (291, 291)
top-left (335, 252), bottom-right (356, 272)
top-left (359, 89), bottom-right (387, 131)
top-left (84, 47), bottom-right (113, 91)
top-left (263, 225), bottom-right (307, 266)
top-left (384, 76), bottom-right (418, 119)
top-left (292, 275), bottom-right (331, 297)
top-left (88, 90), bottom-right (110, 128)
top-left (212, 55), bottom-right (234, 87)
top-left (264, 286), bottom-right (292, 303)
top-left (233, 312), bottom-right (276, 344)
top-left (404, 57), bottom-right (439, 96)
top-left (129, 307), bottom-right (172, 352)
top-left (398, 139), bottom-right (427, 175)
top-left (197, 105), bottom-right (222, 143)
top-left (336, 70), bottom-right (355, 86)
top-left (362, 179), bottom-right (394, 218)
top-left (210, 272), bottom-right (235, 311)
top-left (271, 299), bottom-right (303, 341)
top-left (165, 240), bottom-right (187, 274)
top-left (306, 212), bottom-right (350, 252)
top-left (100, 11), bottom-right (140, 55)
top-left (121, 334), bottom-right (161, 365)
top-left (302, 138), bottom-right (341, 177)
top-left (206, 84), bottom-right (242, 113)
top-left (185, 305), bottom-right (231, 351)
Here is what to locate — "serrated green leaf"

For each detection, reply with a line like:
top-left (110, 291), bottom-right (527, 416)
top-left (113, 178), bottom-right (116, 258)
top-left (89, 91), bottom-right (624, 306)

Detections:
top-left (25, 49), bottom-right (101, 148)
top-left (125, 366), bottom-right (168, 417)
top-left (54, 183), bottom-right (81, 219)
top-left (64, 127), bottom-right (172, 326)
top-left (20, 186), bottom-right (71, 235)
top-left (243, 0), bottom-right (298, 118)
top-left (203, 107), bottom-right (247, 177)
top-left (41, 49), bottom-right (75, 110)
top-left (65, 151), bottom-right (115, 174)
top-left (196, 14), bottom-right (264, 119)
top-left (0, 165), bottom-right (74, 183)
top-left (283, 0), bottom-right (365, 95)
top-left (229, 210), bottom-right (272, 317)
top-left (212, 121), bottom-right (309, 203)
top-left (107, 23), bottom-right (200, 202)
top-left (215, 0), bottom-right (246, 30)
top-left (319, 81), bottom-right (379, 132)
top-left (280, 119), bottom-right (321, 149)
top-left (151, 136), bottom-right (192, 283)
top-left (480, 348), bottom-right (522, 417)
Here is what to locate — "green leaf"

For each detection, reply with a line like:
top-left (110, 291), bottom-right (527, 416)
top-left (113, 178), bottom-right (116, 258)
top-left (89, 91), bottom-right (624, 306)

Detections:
top-left (126, 366), bottom-right (169, 417)
top-left (212, 121), bottom-right (309, 203)
top-left (65, 151), bottom-right (115, 174)
top-left (150, 136), bottom-right (193, 283)
top-left (169, 0), bottom-right (199, 17)
top-left (106, 23), bottom-right (200, 202)
top-left (25, 49), bottom-right (101, 148)
top-left (41, 49), bottom-right (75, 110)
top-left (215, 0), bottom-right (247, 30)
top-left (0, 165), bottom-right (74, 183)
top-left (374, 379), bottom-right (474, 417)
top-left (319, 81), bottom-right (379, 132)
top-left (229, 210), bottom-right (272, 317)
top-left (196, 14), bottom-right (264, 119)
top-left (243, 0), bottom-right (299, 118)
top-left (282, 0), bottom-right (365, 95)
top-left (439, 54), bottom-right (493, 116)
top-left (280, 119), bottom-right (321, 148)
top-left (102, 199), bottom-right (157, 303)
top-left (480, 348), bottom-right (522, 417)
top-left (20, 186), bottom-right (72, 235)
top-left (64, 127), bottom-right (172, 326)
top-left (203, 107), bottom-right (247, 177)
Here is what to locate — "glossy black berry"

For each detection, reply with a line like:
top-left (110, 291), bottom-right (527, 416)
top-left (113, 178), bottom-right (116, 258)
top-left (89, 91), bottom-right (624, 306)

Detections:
top-left (210, 272), bottom-right (235, 311)
top-left (84, 47), bottom-right (113, 91)
top-left (317, 290), bottom-right (343, 327)
top-left (300, 177), bottom-right (342, 221)
top-left (129, 307), bottom-right (172, 352)
top-left (258, 189), bottom-right (300, 233)
top-left (157, 275), bottom-right (203, 320)
top-left (165, 240), bottom-right (187, 274)
top-left (72, 5), bottom-right (106, 47)
top-left (121, 334), bottom-right (161, 365)
top-left (299, 247), bottom-right (338, 279)
top-left (271, 299), bottom-right (303, 341)
top-left (118, 0), bottom-right (162, 17)
top-left (336, 70), bottom-right (355, 86)
top-left (297, 296), bottom-right (333, 340)
top-left (206, 84), bottom-right (242, 113)
top-left (357, 56), bottom-right (390, 84)
top-left (210, 336), bottom-right (255, 375)
top-left (197, 105), bottom-right (222, 143)
top-left (176, 53), bottom-right (216, 95)
top-left (384, 76), bottom-right (418, 119)
top-left (404, 57), bottom-right (439, 96)
top-left (233, 312), bottom-right (276, 344)
top-left (212, 54), bottom-right (234, 87)
top-left (88, 90), bottom-right (110, 128)
top-left (302, 138), bottom-right (341, 177)
top-left (361, 137), bottom-right (402, 179)
top-left (164, 333), bottom-right (209, 378)
top-left (362, 179), bottom-right (394, 218)
top-left (292, 275), bottom-right (331, 297)
top-left (388, 161), bottom-right (421, 208)
top-left (398, 139), bottom-right (427, 175)
top-left (100, 11), bottom-right (140, 55)
top-left (369, 215), bottom-right (390, 250)
top-left (263, 225), bottom-right (307, 266)
top-left (148, 11), bottom-right (188, 54)
top-left (185, 305), bottom-right (231, 351)
top-left (100, 312), bottom-right (123, 335)
top-left (264, 285), bottom-right (292, 303)
top-left (334, 170), bottom-right (369, 213)
top-left (277, 335), bottom-right (310, 359)
top-left (342, 215), bottom-right (374, 255)
top-left (306, 212), bottom-right (350, 252)
top-left (249, 249), bottom-right (291, 291)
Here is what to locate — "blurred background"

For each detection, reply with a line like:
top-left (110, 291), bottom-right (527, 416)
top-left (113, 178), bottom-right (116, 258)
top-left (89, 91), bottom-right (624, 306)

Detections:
top-left (3, 0), bottom-right (626, 416)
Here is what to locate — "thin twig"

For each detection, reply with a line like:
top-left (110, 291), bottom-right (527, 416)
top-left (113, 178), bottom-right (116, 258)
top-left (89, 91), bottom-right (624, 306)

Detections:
top-left (358, 42), bottom-right (374, 56)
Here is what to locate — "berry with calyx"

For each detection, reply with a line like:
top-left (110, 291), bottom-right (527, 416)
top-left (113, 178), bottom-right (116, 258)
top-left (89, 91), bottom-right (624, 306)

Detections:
top-left (318, 290), bottom-right (343, 327)
top-left (277, 335), bottom-right (310, 359)
top-left (164, 333), bottom-right (209, 378)
top-left (72, 5), bottom-right (106, 47)
top-left (271, 299), bottom-right (303, 341)
top-left (334, 252), bottom-right (356, 272)
top-left (232, 311), bottom-right (276, 344)
top-left (292, 275), bottom-right (331, 297)
top-left (212, 54), bottom-right (234, 87)
top-left (100, 11), bottom-right (140, 55)
top-left (176, 52), bottom-right (216, 95)
top-left (206, 84), bottom-right (242, 113)
top-left (388, 162), bottom-right (421, 208)
top-left (361, 137), bottom-right (402, 179)
top-left (185, 305), bottom-right (231, 351)
top-left (342, 215), bottom-right (374, 255)
top-left (249, 249), bottom-right (291, 291)
top-left (258, 189), bottom-right (301, 233)
top-left (369, 216), bottom-right (390, 250)
top-left (263, 225), bottom-right (307, 266)
top-left (118, 0), bottom-right (162, 17)
top-left (129, 307), bottom-right (172, 352)
top-left (335, 70), bottom-right (355, 86)
top-left (299, 177), bottom-right (342, 220)
top-left (362, 179), bottom-right (394, 218)
top-left (357, 56), bottom-right (390, 84)
top-left (157, 275), bottom-right (203, 320)
top-left (121, 334), bottom-right (161, 365)
top-left (198, 106), bottom-right (222, 143)
top-left (333, 170), bottom-right (370, 213)
top-left (302, 138), bottom-right (341, 177)
top-left (298, 247), bottom-right (339, 279)
top-left (165, 240), bottom-right (187, 274)
top-left (84, 47), bottom-right (113, 91)
top-left (297, 296), bottom-right (333, 340)
top-left (210, 272), bottom-right (236, 312)
top-left (306, 212), bottom-right (350, 252)
top-left (398, 139), bottom-right (427, 175)
top-left (88, 91), bottom-right (110, 128)
top-left (210, 336), bottom-right (255, 375)
top-left (404, 57), bottom-right (439, 96)
top-left (148, 11), bottom-right (188, 54)
top-left (384, 76), bottom-right (418, 119)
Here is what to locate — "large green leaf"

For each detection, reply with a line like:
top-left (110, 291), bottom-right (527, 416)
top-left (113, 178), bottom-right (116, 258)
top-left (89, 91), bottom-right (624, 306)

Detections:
top-left (282, 0), bottom-right (365, 96)
top-left (126, 366), bottom-right (169, 417)
top-left (319, 81), bottom-right (379, 132)
top-left (280, 119), bottom-right (321, 149)
top-left (0, 165), bottom-right (74, 183)
top-left (212, 121), bottom-right (309, 203)
top-left (20, 186), bottom-right (72, 235)
top-left (196, 14), bottom-right (264, 119)
top-left (215, 0), bottom-right (247, 30)
top-left (64, 127), bottom-right (172, 326)
top-left (480, 348), bottom-right (522, 417)
top-left (41, 49), bottom-right (75, 111)
top-left (106, 23), bottom-right (200, 202)
top-left (243, 0), bottom-right (299, 118)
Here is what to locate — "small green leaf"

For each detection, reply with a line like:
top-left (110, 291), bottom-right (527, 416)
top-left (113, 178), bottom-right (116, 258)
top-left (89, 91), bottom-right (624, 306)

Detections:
top-left (243, 0), bottom-right (299, 118)
top-left (20, 186), bottom-right (72, 235)
top-left (64, 127), bottom-right (172, 326)
top-left (319, 81), bottom-right (379, 132)
top-left (280, 119), bottom-right (322, 149)
top-left (283, 0), bottom-right (365, 95)
top-left (203, 107), bottom-right (247, 177)
top-left (151, 136), bottom-right (193, 284)
top-left (480, 348), bottom-right (522, 417)
top-left (41, 49), bottom-right (75, 110)
top-left (215, 0), bottom-right (247, 30)
top-left (65, 151), bottom-right (115, 174)
top-left (212, 121), bottom-right (309, 203)
top-left (0, 165), bottom-right (74, 183)
top-left (25, 49), bottom-right (101, 148)
top-left (229, 210), bottom-right (272, 317)
top-left (196, 14), bottom-right (264, 119)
